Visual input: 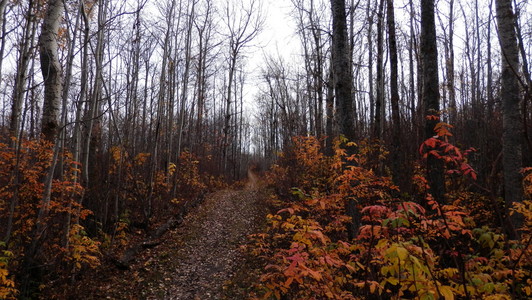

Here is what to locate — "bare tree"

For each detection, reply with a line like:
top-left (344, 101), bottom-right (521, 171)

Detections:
top-left (495, 0), bottom-right (523, 238)
top-left (331, 0), bottom-right (358, 238)
top-left (9, 0), bottom-right (39, 142)
top-left (221, 0), bottom-right (263, 175)
top-left (374, 0), bottom-right (384, 140)
top-left (82, 0), bottom-right (108, 187)
top-left (291, 0), bottom-right (328, 139)
top-left (421, 0), bottom-right (445, 204)
top-left (193, 0), bottom-right (215, 155)
top-left (366, 0), bottom-right (375, 137)
top-left (439, 0), bottom-right (456, 124)
top-left (386, 0), bottom-right (402, 185)
top-left (331, 0), bottom-right (355, 142)
top-left (0, 0), bottom-right (10, 82)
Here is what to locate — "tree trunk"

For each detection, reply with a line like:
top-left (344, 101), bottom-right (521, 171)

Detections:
top-left (60, 0), bottom-right (82, 247)
top-left (386, 0), bottom-right (402, 186)
top-left (367, 0), bottom-right (375, 134)
top-left (331, 0), bottom-right (358, 239)
top-left (331, 0), bottom-right (355, 141)
top-left (374, 0), bottom-right (385, 140)
top-left (447, 0), bottom-right (456, 125)
top-left (223, 54), bottom-right (236, 175)
top-left (221, 0), bottom-right (262, 176)
top-left (513, 0), bottom-right (532, 160)
top-left (177, 0), bottom-right (195, 159)
top-left (9, 0), bottom-right (38, 142)
top-left (0, 0), bottom-right (9, 82)
top-left (39, 0), bottom-right (63, 141)
top-left (82, 0), bottom-right (107, 187)
top-left (487, 0), bottom-right (495, 117)
top-left (408, 0), bottom-right (415, 130)
top-left (495, 0), bottom-right (523, 238)
top-left (325, 60), bottom-right (335, 156)
top-left (420, 0), bottom-right (445, 204)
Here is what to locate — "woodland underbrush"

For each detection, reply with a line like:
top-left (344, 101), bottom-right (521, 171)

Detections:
top-left (248, 124), bottom-right (531, 299)
top-left (0, 139), bottom-right (223, 299)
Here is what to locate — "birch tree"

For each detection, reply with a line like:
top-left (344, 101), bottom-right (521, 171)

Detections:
top-left (39, 0), bottom-right (63, 141)
top-left (495, 0), bottom-right (523, 238)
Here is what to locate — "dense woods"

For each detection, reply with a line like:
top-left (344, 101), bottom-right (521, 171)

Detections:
top-left (0, 0), bottom-right (530, 299)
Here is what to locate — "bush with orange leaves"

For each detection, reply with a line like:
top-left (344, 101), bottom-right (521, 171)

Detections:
top-left (250, 124), bottom-right (531, 299)
top-left (0, 139), bottom-right (100, 296)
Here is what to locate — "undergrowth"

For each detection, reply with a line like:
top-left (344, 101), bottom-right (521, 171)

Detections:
top-left (0, 140), bottom-right (223, 298)
top-left (248, 122), bottom-right (531, 300)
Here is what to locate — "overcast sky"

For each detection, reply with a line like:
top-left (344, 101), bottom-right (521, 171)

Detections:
top-left (244, 0), bottom-right (299, 111)
top-left (258, 0), bottom-right (299, 60)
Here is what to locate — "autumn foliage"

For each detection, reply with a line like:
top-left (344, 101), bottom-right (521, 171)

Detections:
top-left (249, 122), bottom-right (531, 299)
top-left (0, 137), bottom-right (220, 297)
top-left (0, 139), bottom-right (99, 298)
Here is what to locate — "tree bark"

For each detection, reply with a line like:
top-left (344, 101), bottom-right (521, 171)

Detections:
top-left (447, 0), bottom-right (456, 124)
top-left (495, 0), bottom-right (523, 238)
top-left (374, 0), bottom-right (385, 140)
top-left (82, 0), bottom-right (107, 188)
top-left (386, 0), bottom-right (402, 186)
top-left (420, 0), bottom-right (445, 204)
top-left (331, 0), bottom-right (355, 141)
top-left (487, 0), bottom-right (494, 117)
top-left (0, 0), bottom-right (9, 82)
top-left (39, 0), bottom-right (63, 141)
top-left (331, 0), bottom-right (358, 239)
top-left (9, 0), bottom-right (38, 142)
top-left (367, 0), bottom-right (375, 134)
top-left (325, 60), bottom-right (335, 156)
top-left (222, 0), bottom-right (262, 176)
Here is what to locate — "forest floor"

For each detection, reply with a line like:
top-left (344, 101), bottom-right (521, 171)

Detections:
top-left (62, 172), bottom-right (269, 299)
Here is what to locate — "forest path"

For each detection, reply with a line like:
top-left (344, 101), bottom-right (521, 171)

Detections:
top-left (158, 177), bottom-right (267, 299)
top-left (83, 171), bottom-right (269, 299)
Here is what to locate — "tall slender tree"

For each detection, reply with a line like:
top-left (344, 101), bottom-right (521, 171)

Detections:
top-left (495, 0), bottom-right (523, 238)
top-left (331, 0), bottom-right (355, 141)
top-left (39, 0), bottom-right (63, 141)
top-left (374, 0), bottom-right (385, 140)
top-left (386, 0), bottom-right (402, 185)
top-left (222, 0), bottom-right (263, 175)
top-left (9, 0), bottom-right (38, 142)
top-left (420, 0), bottom-right (445, 204)
top-left (0, 0), bottom-right (9, 82)
top-left (331, 0), bottom-right (357, 238)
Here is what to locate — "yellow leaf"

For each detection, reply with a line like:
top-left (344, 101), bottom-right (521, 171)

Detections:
top-left (386, 277), bottom-right (399, 285)
top-left (524, 286), bottom-right (531, 296)
top-left (397, 246), bottom-right (409, 261)
top-left (440, 286), bottom-right (454, 300)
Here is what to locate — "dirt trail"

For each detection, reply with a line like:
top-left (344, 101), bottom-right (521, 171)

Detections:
top-left (247, 168), bottom-right (259, 189)
top-left (161, 184), bottom-right (265, 299)
top-left (89, 171), bottom-right (268, 299)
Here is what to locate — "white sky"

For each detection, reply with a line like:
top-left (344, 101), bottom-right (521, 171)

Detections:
top-left (244, 0), bottom-right (300, 112)
top-left (256, 0), bottom-right (299, 61)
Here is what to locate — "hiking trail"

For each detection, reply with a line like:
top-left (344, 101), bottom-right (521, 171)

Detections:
top-left (69, 170), bottom-right (268, 300)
